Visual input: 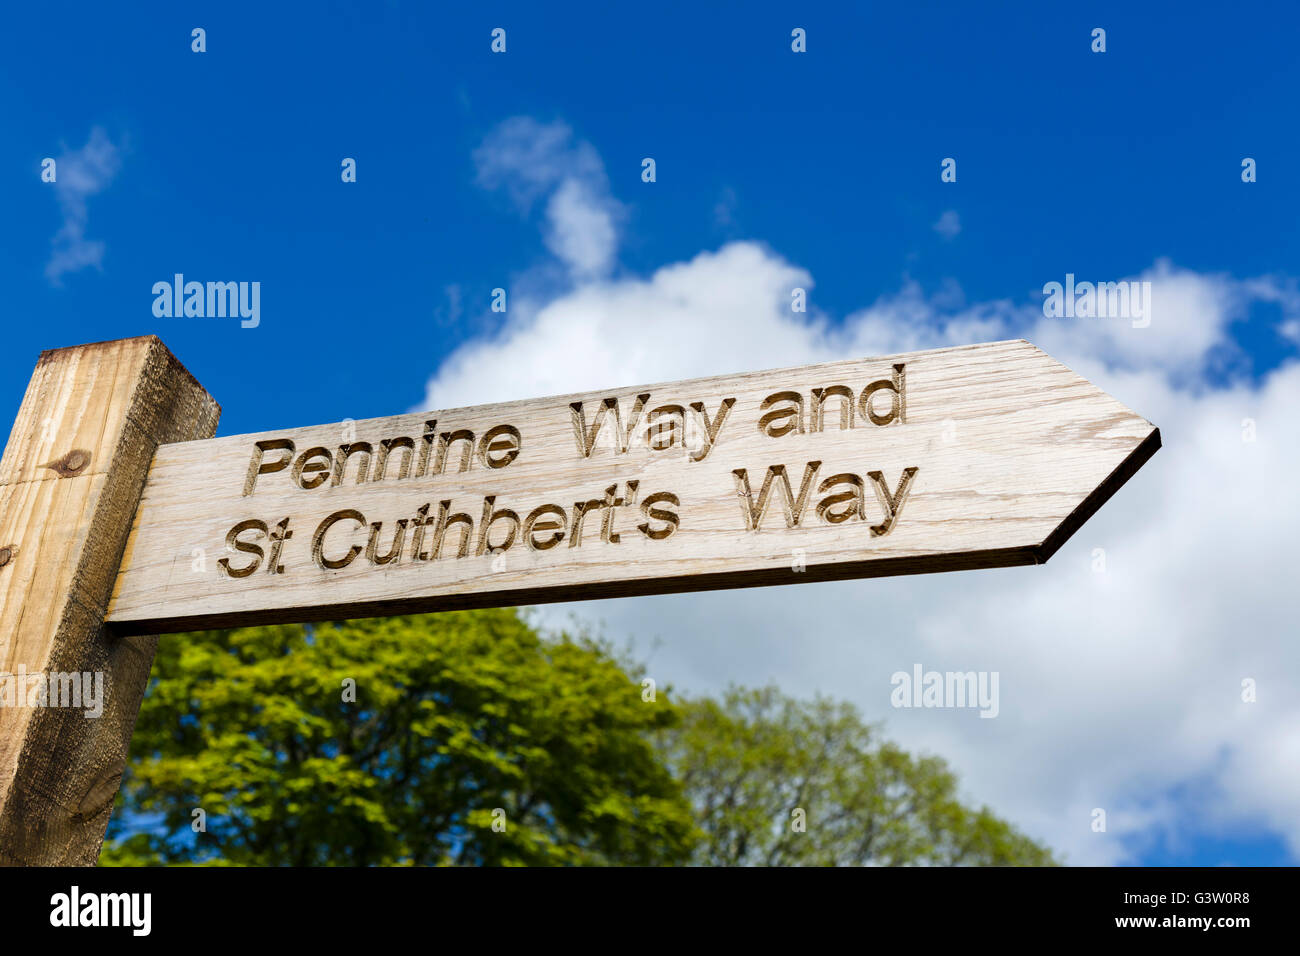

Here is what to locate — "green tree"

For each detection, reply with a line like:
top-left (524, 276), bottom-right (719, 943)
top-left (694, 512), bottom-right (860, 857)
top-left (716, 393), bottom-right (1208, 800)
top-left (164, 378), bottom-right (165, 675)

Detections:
top-left (657, 686), bottom-right (1057, 866)
top-left (101, 609), bottom-right (697, 866)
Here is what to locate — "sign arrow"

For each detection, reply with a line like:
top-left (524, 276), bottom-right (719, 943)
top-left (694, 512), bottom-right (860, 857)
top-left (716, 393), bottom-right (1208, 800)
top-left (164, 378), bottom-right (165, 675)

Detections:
top-left (106, 339), bottom-right (1159, 634)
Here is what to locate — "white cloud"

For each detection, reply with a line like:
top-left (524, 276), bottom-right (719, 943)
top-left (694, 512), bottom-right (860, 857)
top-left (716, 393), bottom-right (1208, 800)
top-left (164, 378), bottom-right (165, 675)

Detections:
top-left (419, 242), bottom-right (823, 411)
top-left (933, 209), bottom-right (961, 240)
top-left (1032, 260), bottom-right (1252, 382)
top-left (421, 126), bottom-right (1300, 865)
top-left (45, 127), bottom-right (122, 284)
top-left (544, 179), bottom-right (618, 278)
top-left (473, 117), bottom-right (621, 280)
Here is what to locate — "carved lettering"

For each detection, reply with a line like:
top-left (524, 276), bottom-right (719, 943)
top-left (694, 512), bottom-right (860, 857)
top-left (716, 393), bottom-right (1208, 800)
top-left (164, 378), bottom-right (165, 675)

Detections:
top-left (732, 461), bottom-right (822, 530)
top-left (867, 467), bottom-right (919, 536)
top-left (313, 510), bottom-right (366, 570)
top-left (569, 394), bottom-right (649, 457)
top-left (218, 519), bottom-right (267, 577)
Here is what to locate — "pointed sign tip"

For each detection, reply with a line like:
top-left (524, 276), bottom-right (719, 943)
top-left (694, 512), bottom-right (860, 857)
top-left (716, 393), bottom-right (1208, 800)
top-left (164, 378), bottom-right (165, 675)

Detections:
top-left (1034, 426), bottom-right (1161, 565)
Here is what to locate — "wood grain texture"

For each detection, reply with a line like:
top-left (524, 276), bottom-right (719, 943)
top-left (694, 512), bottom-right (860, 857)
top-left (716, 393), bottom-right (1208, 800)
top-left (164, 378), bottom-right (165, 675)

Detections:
top-left (0, 337), bottom-right (219, 865)
top-left (107, 339), bottom-right (1157, 635)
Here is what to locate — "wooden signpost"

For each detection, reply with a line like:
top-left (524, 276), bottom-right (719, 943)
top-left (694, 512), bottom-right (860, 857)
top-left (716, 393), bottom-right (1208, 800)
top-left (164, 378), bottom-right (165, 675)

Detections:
top-left (0, 335), bottom-right (1159, 864)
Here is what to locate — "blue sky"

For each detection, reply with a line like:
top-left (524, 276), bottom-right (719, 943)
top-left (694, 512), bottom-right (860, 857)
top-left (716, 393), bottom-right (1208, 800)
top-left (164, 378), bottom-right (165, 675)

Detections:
top-left (3, 1), bottom-right (1298, 866)
top-left (4, 1), bottom-right (1297, 428)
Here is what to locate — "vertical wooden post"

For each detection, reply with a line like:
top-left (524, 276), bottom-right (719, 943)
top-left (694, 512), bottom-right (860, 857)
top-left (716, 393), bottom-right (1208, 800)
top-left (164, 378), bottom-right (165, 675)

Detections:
top-left (0, 337), bottom-right (219, 865)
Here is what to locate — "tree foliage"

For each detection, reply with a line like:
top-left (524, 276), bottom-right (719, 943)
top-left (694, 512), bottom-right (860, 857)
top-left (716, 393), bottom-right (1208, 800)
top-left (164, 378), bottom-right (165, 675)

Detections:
top-left (102, 612), bottom-right (1055, 867)
top-left (656, 686), bottom-right (1056, 866)
top-left (102, 610), bottom-right (697, 866)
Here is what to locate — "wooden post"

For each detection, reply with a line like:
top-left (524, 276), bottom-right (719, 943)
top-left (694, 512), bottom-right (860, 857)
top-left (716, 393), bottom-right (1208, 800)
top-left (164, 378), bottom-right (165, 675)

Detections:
top-left (0, 337), bottom-right (219, 865)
